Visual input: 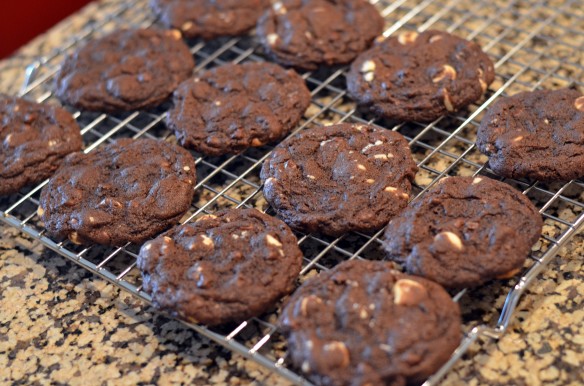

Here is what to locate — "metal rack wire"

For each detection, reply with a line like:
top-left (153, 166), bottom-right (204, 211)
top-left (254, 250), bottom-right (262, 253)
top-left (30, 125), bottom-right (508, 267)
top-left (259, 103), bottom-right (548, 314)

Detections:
top-left (1, 0), bottom-right (583, 385)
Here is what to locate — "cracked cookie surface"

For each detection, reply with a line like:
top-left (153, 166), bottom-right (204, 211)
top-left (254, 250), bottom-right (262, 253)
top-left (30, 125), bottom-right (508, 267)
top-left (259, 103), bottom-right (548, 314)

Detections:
top-left (261, 123), bottom-right (417, 236)
top-left (137, 208), bottom-right (303, 326)
top-left (0, 95), bottom-right (83, 196)
top-left (279, 259), bottom-right (461, 386)
top-left (347, 30), bottom-right (494, 122)
top-left (39, 138), bottom-right (196, 246)
top-left (55, 29), bottom-right (194, 112)
top-left (151, 0), bottom-right (270, 40)
top-left (257, 0), bottom-right (384, 70)
top-left (167, 62), bottom-right (310, 156)
top-left (476, 88), bottom-right (584, 182)
top-left (383, 176), bottom-right (542, 288)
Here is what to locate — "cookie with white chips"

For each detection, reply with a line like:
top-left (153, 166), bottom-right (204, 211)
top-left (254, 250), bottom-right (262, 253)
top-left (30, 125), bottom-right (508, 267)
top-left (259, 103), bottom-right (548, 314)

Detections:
top-left (279, 259), bottom-right (462, 386)
top-left (261, 123), bottom-right (418, 236)
top-left (383, 176), bottom-right (542, 288)
top-left (347, 30), bottom-right (495, 122)
top-left (137, 208), bottom-right (303, 326)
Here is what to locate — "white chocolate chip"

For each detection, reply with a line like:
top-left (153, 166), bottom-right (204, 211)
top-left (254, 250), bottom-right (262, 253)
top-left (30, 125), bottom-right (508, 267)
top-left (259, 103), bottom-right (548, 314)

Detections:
top-left (4, 134), bottom-right (12, 145)
top-left (374, 154), bottom-right (388, 160)
top-left (264, 177), bottom-right (276, 188)
top-left (267, 33), bottom-right (279, 46)
top-left (183, 166), bottom-right (191, 171)
top-left (387, 153), bottom-right (394, 158)
top-left (366, 179), bottom-right (375, 184)
top-left (304, 31), bottom-right (313, 39)
top-left (357, 164), bottom-right (366, 171)
top-left (37, 206), bottom-right (44, 217)
top-left (355, 125), bottom-right (364, 131)
top-left (434, 231), bottom-right (463, 250)
top-left (48, 140), bottom-right (58, 147)
top-left (232, 234), bottom-right (239, 240)
top-left (88, 216), bottom-right (95, 223)
top-left (385, 186), bottom-right (398, 193)
top-left (544, 119), bottom-right (550, 124)
top-left (181, 21), bottom-right (194, 31)
top-left (393, 279), bottom-right (428, 306)
top-left (359, 309), bottom-right (368, 319)
top-left (167, 29), bottom-right (182, 40)
top-left (479, 79), bottom-right (488, 93)
top-left (429, 34), bottom-right (443, 43)
top-left (512, 136), bottom-right (524, 143)
top-left (401, 192), bottom-right (409, 200)
top-left (163, 236), bottom-right (172, 243)
top-left (443, 89), bottom-right (455, 112)
top-left (273, 1), bottom-right (287, 14)
top-left (300, 295), bottom-right (322, 316)
top-left (360, 60), bottom-right (376, 73)
top-left (574, 96), bottom-right (584, 111)
top-left (432, 64), bottom-right (457, 83)
top-left (363, 72), bottom-right (374, 82)
top-left (472, 177), bottom-right (483, 184)
top-left (201, 235), bottom-right (214, 248)
top-left (320, 139), bottom-right (334, 146)
top-left (397, 31), bottom-right (418, 45)
top-left (265, 234), bottom-right (283, 248)
top-left (323, 342), bottom-right (350, 367)
top-left (193, 78), bottom-right (200, 83)
top-left (143, 243), bottom-right (152, 251)
top-left (307, 175), bottom-right (316, 180)
top-left (301, 361), bottom-right (310, 373)
top-left (214, 101), bottom-right (222, 106)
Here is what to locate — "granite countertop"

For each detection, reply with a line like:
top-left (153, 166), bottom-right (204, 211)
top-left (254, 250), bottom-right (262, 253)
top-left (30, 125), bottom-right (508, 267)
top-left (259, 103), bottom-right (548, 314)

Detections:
top-left (0, 1), bottom-right (583, 385)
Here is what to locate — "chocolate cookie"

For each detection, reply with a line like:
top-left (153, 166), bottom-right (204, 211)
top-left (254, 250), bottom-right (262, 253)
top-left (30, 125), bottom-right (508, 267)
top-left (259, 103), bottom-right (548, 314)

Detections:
top-left (0, 96), bottom-right (83, 196)
top-left (39, 138), bottom-right (196, 246)
top-left (55, 28), bottom-right (194, 113)
top-left (347, 30), bottom-right (495, 122)
top-left (279, 259), bottom-right (461, 386)
top-left (151, 0), bottom-right (270, 40)
top-left (383, 176), bottom-right (542, 289)
top-left (167, 62), bottom-right (311, 156)
top-left (476, 88), bottom-right (584, 182)
top-left (137, 208), bottom-right (303, 326)
top-left (261, 123), bottom-right (418, 236)
top-left (257, 0), bottom-right (384, 70)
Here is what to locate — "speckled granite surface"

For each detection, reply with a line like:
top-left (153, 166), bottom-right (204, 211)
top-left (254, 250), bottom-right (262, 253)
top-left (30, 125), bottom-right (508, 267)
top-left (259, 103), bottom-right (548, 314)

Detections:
top-left (1, 0), bottom-right (583, 385)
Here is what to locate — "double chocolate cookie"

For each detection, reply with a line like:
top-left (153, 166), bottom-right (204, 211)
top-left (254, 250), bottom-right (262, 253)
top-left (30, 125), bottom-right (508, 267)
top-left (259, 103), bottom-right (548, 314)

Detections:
top-left (55, 29), bottom-right (194, 113)
top-left (1, 96), bottom-right (83, 196)
top-left (167, 62), bottom-right (311, 156)
top-left (151, 0), bottom-right (270, 40)
top-left (279, 259), bottom-right (462, 386)
top-left (476, 88), bottom-right (584, 182)
top-left (261, 123), bottom-right (418, 236)
top-left (39, 138), bottom-right (196, 246)
top-left (347, 30), bottom-right (495, 122)
top-left (257, 0), bottom-right (384, 70)
top-left (383, 176), bottom-right (542, 288)
top-left (137, 208), bottom-right (303, 326)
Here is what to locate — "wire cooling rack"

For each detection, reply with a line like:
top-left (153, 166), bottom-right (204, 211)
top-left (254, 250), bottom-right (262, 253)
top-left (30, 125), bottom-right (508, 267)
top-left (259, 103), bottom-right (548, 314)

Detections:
top-left (1, 0), bottom-right (583, 384)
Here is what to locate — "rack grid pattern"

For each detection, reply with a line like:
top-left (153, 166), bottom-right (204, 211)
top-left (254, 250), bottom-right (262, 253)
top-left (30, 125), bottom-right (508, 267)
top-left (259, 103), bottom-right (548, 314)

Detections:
top-left (1, 0), bottom-right (583, 385)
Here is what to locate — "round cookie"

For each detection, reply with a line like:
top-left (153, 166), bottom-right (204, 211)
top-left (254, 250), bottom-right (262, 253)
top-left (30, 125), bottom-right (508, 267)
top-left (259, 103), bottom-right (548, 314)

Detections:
top-left (476, 88), bottom-right (584, 182)
top-left (279, 259), bottom-right (462, 386)
top-left (167, 62), bottom-right (311, 156)
top-left (151, 0), bottom-right (270, 40)
top-left (257, 0), bottom-right (384, 70)
top-left (137, 208), bottom-right (303, 326)
top-left (55, 28), bottom-right (195, 113)
top-left (383, 176), bottom-right (542, 289)
top-left (0, 95), bottom-right (83, 196)
top-left (347, 30), bottom-right (495, 122)
top-left (260, 123), bottom-right (418, 236)
top-left (39, 138), bottom-right (196, 246)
